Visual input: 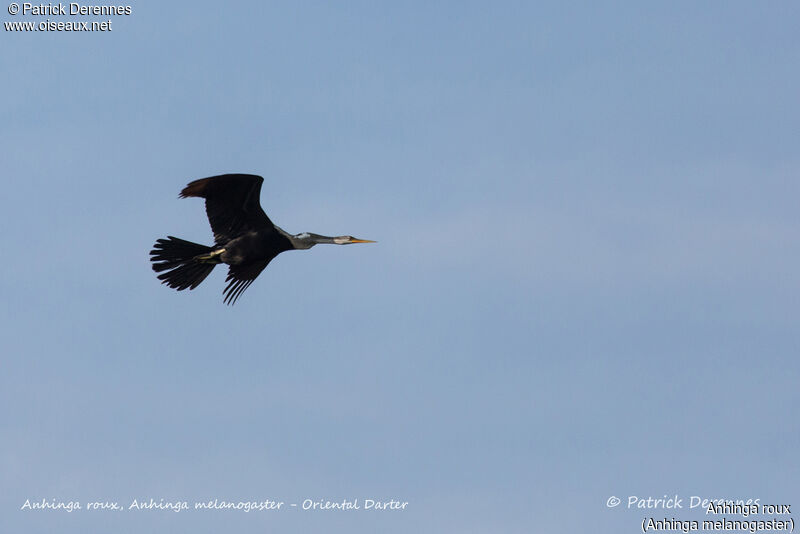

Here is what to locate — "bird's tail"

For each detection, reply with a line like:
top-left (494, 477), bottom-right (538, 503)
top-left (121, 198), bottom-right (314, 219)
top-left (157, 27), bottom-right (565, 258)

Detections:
top-left (150, 236), bottom-right (218, 291)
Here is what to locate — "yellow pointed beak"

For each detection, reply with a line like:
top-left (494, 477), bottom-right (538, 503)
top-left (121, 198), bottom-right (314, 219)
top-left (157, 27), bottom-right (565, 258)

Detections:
top-left (349, 238), bottom-right (376, 243)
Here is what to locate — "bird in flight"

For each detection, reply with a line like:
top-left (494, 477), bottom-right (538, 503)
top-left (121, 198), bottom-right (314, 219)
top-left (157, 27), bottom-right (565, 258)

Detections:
top-left (150, 173), bottom-right (375, 305)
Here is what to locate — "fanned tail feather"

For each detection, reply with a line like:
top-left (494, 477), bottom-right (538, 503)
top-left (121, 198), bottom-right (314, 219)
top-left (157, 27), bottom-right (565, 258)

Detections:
top-left (149, 236), bottom-right (216, 291)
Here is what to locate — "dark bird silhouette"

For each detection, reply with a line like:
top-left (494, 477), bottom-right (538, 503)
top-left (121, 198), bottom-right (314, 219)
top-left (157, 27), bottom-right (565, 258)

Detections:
top-left (150, 173), bottom-right (374, 304)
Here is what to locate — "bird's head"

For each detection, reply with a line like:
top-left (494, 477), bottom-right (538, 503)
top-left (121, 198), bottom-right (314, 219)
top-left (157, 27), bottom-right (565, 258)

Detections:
top-left (332, 235), bottom-right (377, 245)
top-left (291, 232), bottom-right (376, 249)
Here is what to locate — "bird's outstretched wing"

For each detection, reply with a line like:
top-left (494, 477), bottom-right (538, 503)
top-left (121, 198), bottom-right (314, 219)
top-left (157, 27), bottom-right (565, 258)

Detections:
top-left (223, 259), bottom-right (271, 305)
top-left (180, 174), bottom-right (275, 244)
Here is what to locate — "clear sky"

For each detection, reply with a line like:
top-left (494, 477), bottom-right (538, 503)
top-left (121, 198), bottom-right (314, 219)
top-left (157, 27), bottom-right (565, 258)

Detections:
top-left (2, 2), bottom-right (798, 533)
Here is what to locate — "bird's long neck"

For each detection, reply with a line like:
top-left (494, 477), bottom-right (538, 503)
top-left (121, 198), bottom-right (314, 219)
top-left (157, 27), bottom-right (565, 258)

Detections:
top-left (273, 225), bottom-right (323, 249)
top-left (288, 232), bottom-right (334, 249)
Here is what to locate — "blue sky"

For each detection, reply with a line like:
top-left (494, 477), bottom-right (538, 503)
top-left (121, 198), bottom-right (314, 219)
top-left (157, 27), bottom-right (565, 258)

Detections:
top-left (2, 2), bottom-right (798, 532)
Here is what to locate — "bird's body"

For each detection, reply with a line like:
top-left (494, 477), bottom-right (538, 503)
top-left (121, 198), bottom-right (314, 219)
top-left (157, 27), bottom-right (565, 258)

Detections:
top-left (150, 173), bottom-right (374, 304)
top-left (217, 229), bottom-right (293, 265)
